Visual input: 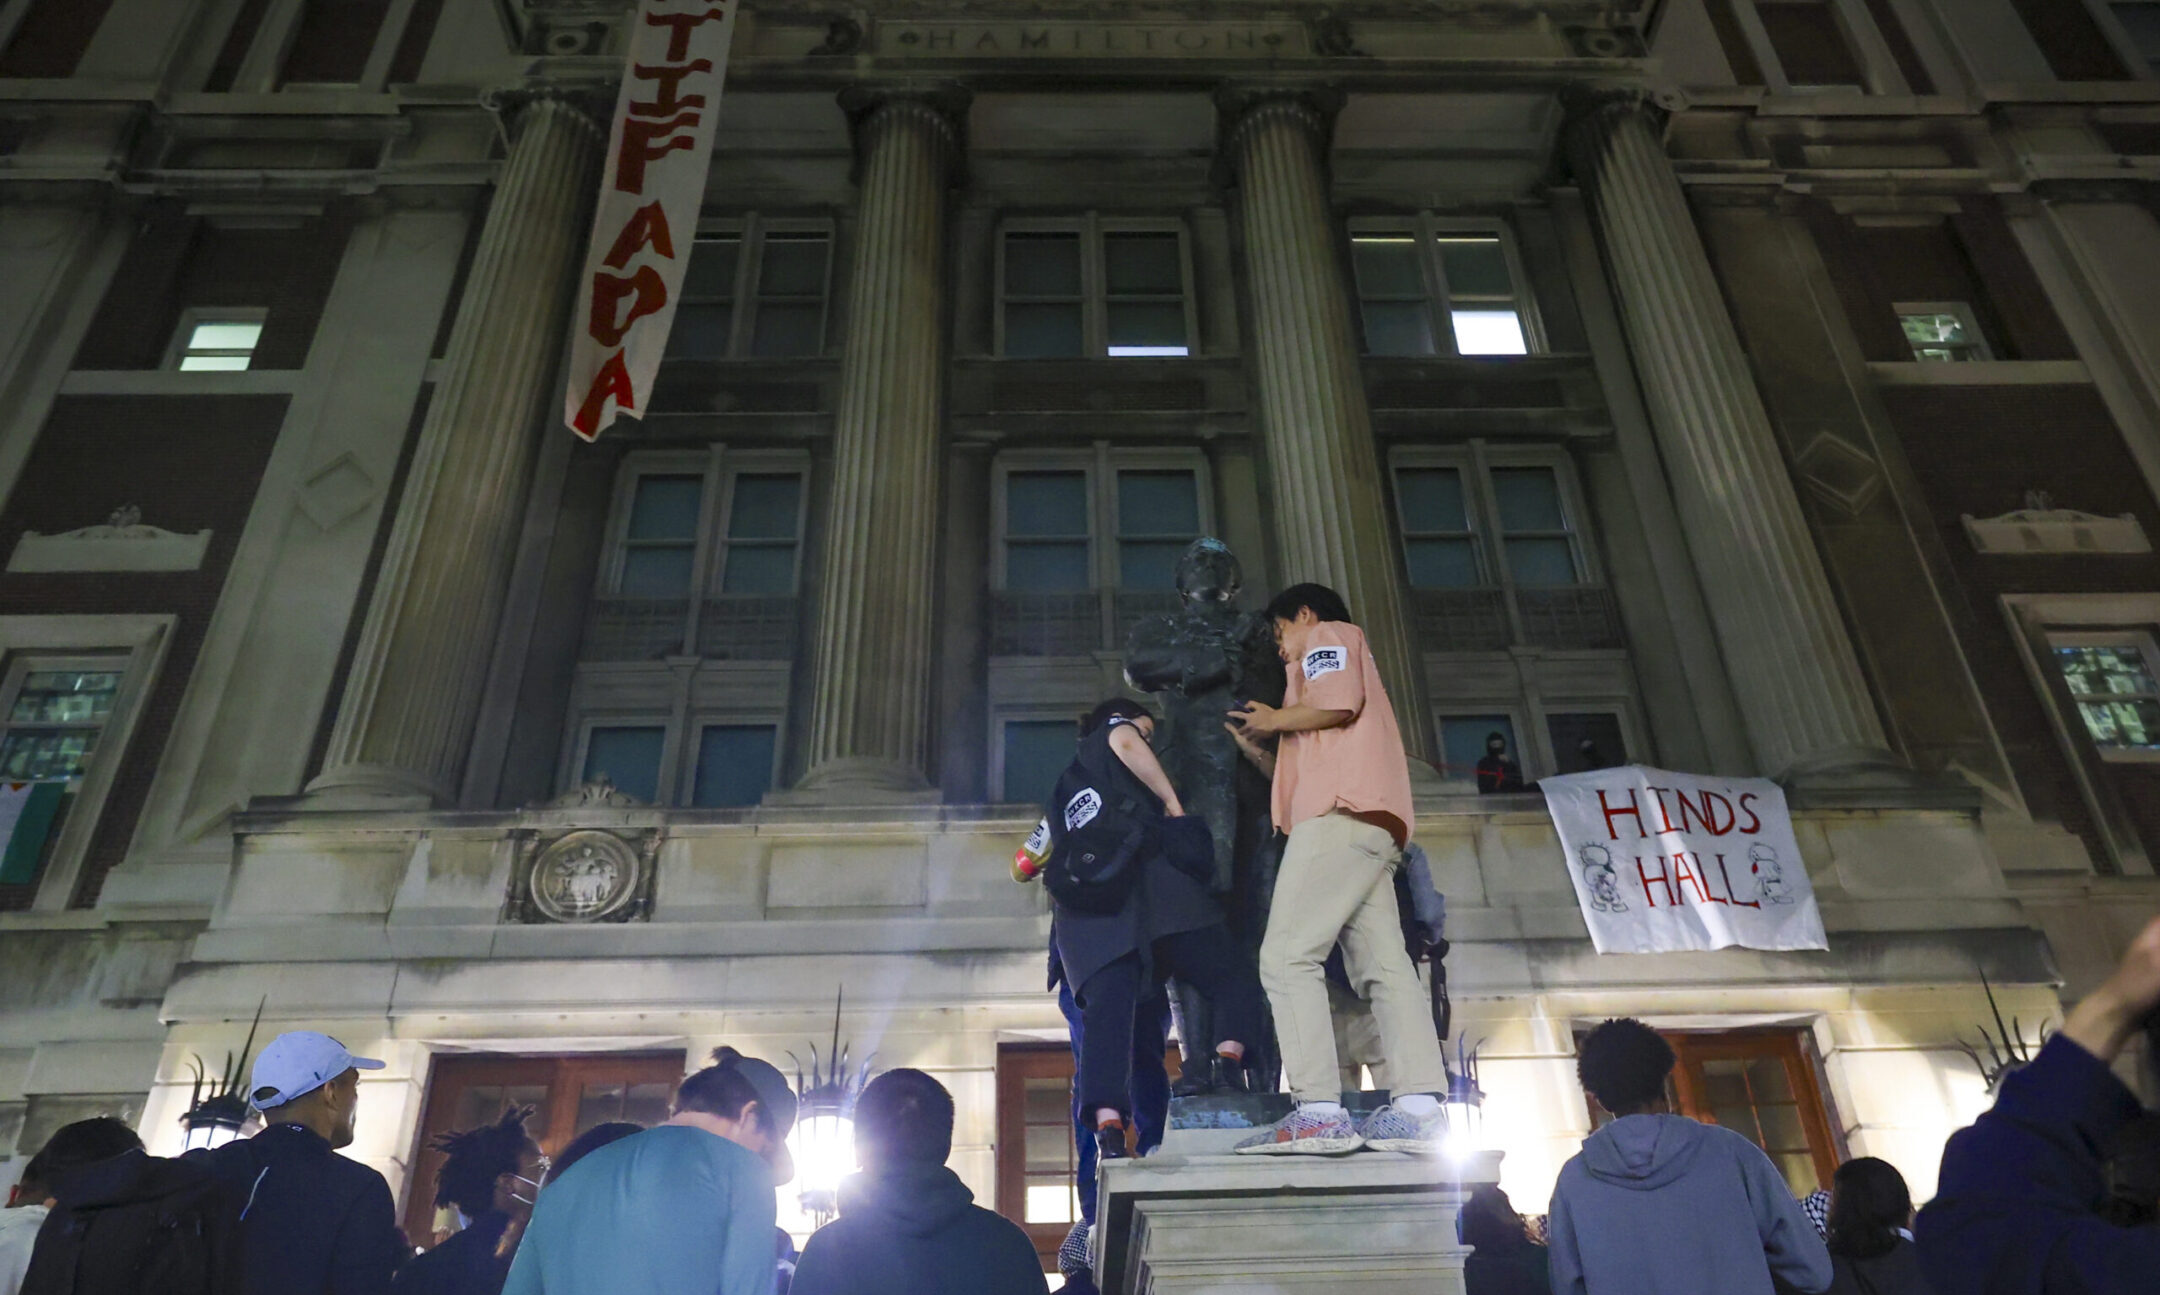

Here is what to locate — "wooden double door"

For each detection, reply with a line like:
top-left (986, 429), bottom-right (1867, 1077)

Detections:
top-left (403, 1052), bottom-right (684, 1249)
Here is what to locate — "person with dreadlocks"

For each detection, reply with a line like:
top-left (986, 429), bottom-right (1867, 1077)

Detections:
top-left (392, 1107), bottom-right (543, 1295)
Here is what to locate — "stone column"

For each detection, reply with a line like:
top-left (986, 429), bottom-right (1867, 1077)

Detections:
top-left (1222, 91), bottom-right (1434, 764)
top-left (309, 92), bottom-right (603, 803)
top-left (1566, 94), bottom-right (1894, 779)
top-left (794, 93), bottom-right (961, 798)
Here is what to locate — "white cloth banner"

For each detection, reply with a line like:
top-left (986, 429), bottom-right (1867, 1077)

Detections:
top-left (564, 0), bottom-right (739, 440)
top-left (1539, 765), bottom-right (1828, 954)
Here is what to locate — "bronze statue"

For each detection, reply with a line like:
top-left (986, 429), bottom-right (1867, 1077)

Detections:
top-left (1124, 538), bottom-right (1284, 1092)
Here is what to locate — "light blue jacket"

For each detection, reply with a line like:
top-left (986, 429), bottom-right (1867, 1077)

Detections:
top-left (1547, 1114), bottom-right (1832, 1295)
top-left (503, 1125), bottom-right (777, 1295)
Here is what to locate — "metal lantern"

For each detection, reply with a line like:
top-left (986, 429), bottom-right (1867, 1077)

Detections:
top-left (1440, 1036), bottom-right (1486, 1160)
top-left (179, 998), bottom-right (265, 1152)
top-left (788, 990), bottom-right (875, 1228)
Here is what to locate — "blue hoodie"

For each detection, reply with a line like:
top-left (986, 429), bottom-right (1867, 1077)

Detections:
top-left (1547, 1114), bottom-right (1832, 1295)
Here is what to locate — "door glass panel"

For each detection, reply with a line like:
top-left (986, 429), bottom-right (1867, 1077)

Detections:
top-left (1758, 1104), bottom-right (1807, 1150)
top-left (452, 1084), bottom-right (550, 1134)
top-left (1746, 1056), bottom-right (1796, 1102)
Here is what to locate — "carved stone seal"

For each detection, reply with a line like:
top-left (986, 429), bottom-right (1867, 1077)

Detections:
top-left (527, 829), bottom-right (643, 923)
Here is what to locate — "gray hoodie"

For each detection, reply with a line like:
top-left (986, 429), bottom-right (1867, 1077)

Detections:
top-left (1547, 1114), bottom-right (1833, 1295)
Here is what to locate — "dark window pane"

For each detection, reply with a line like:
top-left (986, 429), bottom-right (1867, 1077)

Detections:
top-left (666, 304), bottom-right (731, 359)
top-left (0, 0), bottom-right (114, 78)
top-left (1007, 472), bottom-right (1088, 537)
top-left (1003, 720), bottom-right (1076, 805)
top-left (1350, 237), bottom-right (1423, 295)
top-left (1437, 237), bottom-right (1515, 298)
top-left (1492, 467), bottom-right (1566, 531)
top-left (628, 476), bottom-right (703, 540)
top-left (583, 726), bottom-right (665, 804)
top-left (1004, 303), bottom-right (1084, 358)
top-left (278, 0), bottom-right (388, 85)
top-left (683, 237), bottom-right (742, 300)
top-left (691, 725), bottom-right (777, 808)
top-left (719, 546), bottom-right (796, 595)
top-left (1395, 467), bottom-right (1469, 532)
top-left (1117, 471), bottom-right (1199, 536)
top-left (620, 547), bottom-right (694, 597)
top-left (1104, 233), bottom-right (1182, 294)
top-left (1756, 0), bottom-right (1866, 86)
top-left (1007, 543), bottom-right (1091, 591)
top-left (11, 672), bottom-right (120, 724)
top-left (1005, 232), bottom-right (1083, 296)
top-left (1505, 537), bottom-right (1580, 587)
top-left (757, 235), bottom-right (828, 296)
top-left (1547, 712), bottom-right (1627, 773)
top-left (1106, 302), bottom-right (1187, 352)
top-left (1405, 538), bottom-right (1481, 588)
top-left (1119, 542), bottom-right (1188, 590)
top-left (1441, 715), bottom-right (1517, 784)
top-left (0, 732), bottom-right (91, 780)
top-left (728, 474), bottom-right (801, 539)
top-left (1361, 301), bottom-right (1436, 356)
top-left (749, 303), bottom-right (822, 357)
top-left (2117, 3), bottom-right (2160, 62)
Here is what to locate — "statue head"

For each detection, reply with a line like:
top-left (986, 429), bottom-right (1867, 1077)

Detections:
top-left (1175, 538), bottom-right (1242, 606)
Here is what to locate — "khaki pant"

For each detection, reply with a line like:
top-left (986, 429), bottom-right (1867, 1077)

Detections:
top-left (1260, 811), bottom-right (1447, 1102)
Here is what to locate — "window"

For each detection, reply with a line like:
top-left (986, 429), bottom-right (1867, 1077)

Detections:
top-left (579, 725), bottom-right (666, 804)
top-left (170, 313), bottom-right (266, 372)
top-left (1349, 220), bottom-right (1535, 358)
top-left (664, 222), bottom-right (832, 360)
top-left (997, 219), bottom-right (1195, 358)
top-left (1897, 303), bottom-right (1991, 363)
top-left (2053, 634), bottom-right (2160, 759)
top-left (1549, 711), bottom-right (1629, 773)
top-left (1753, 0), bottom-right (1866, 89)
top-left (994, 453), bottom-right (1208, 598)
top-left (690, 724), bottom-right (777, 808)
top-left (1440, 714), bottom-right (1521, 786)
top-left (1000, 719), bottom-right (1075, 805)
top-left (0, 0), bottom-right (113, 78)
top-left (1391, 451), bottom-right (1587, 592)
top-left (2114, 2), bottom-right (2160, 71)
top-left (278, 0), bottom-right (390, 86)
top-left (0, 618), bottom-right (168, 912)
top-left (995, 1045), bottom-right (1082, 1270)
top-left (602, 455), bottom-right (808, 605)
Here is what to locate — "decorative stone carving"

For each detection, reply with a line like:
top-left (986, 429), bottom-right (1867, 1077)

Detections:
top-left (508, 827), bottom-right (657, 925)
top-left (808, 15), bottom-right (865, 55)
top-left (8, 506), bottom-right (211, 574)
top-left (1962, 491), bottom-right (2151, 555)
top-left (537, 775), bottom-right (643, 809)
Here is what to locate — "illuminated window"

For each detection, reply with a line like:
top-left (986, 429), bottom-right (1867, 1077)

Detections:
top-left (1349, 221), bottom-right (1535, 357)
top-left (1897, 302), bottom-right (1991, 363)
top-left (171, 314), bottom-right (265, 371)
top-left (2053, 634), bottom-right (2160, 758)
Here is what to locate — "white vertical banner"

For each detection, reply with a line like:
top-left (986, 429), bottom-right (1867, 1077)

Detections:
top-left (1539, 765), bottom-right (1829, 955)
top-left (564, 0), bottom-right (739, 440)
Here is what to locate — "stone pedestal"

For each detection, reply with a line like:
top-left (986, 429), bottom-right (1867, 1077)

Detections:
top-left (1095, 1147), bottom-right (1498, 1295)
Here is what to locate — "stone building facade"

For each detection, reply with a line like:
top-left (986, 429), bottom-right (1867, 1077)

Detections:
top-left (1, 0), bottom-right (2158, 1262)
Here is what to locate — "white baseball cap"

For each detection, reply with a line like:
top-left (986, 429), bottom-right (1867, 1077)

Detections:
top-left (249, 1031), bottom-right (385, 1111)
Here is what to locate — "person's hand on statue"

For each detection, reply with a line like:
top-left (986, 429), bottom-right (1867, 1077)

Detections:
top-left (1228, 700), bottom-right (1281, 734)
top-left (2064, 912), bottom-right (2160, 1063)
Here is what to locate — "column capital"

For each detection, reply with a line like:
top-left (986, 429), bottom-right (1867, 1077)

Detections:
top-left (481, 81), bottom-right (612, 142)
top-left (1214, 86), bottom-right (1346, 167)
top-left (1557, 82), bottom-right (1682, 152)
top-left (837, 86), bottom-right (970, 183)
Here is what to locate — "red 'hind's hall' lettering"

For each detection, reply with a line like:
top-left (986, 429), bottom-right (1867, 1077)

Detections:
top-left (1670, 851), bottom-right (1710, 905)
top-left (1635, 854), bottom-right (1676, 908)
top-left (1714, 854), bottom-right (1762, 909)
top-left (1599, 788), bottom-right (1646, 841)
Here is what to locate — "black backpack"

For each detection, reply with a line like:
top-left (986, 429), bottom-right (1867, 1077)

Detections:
top-left (1042, 726), bottom-right (1159, 915)
top-left (21, 1150), bottom-right (241, 1295)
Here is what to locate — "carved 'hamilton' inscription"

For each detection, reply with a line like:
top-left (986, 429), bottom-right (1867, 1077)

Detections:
top-left (878, 21), bottom-right (1307, 57)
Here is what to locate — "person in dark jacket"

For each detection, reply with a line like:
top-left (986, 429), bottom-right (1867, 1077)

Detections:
top-left (19, 1117), bottom-right (244, 1295)
top-left (1915, 913), bottom-right (2160, 1294)
top-left (1822, 1157), bottom-right (1932, 1295)
top-left (1048, 698), bottom-right (1267, 1163)
top-left (790, 1069), bottom-right (1046, 1295)
top-left (391, 1107), bottom-right (542, 1295)
top-left (1460, 1182), bottom-right (1550, 1295)
top-left (189, 1030), bottom-right (408, 1295)
top-left (539, 1122), bottom-right (642, 1192)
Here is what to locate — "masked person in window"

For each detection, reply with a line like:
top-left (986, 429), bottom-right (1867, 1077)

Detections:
top-left (1041, 698), bottom-right (1267, 1165)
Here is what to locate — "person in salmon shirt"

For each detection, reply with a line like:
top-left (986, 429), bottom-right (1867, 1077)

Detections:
top-left (1224, 583), bottom-right (1449, 1155)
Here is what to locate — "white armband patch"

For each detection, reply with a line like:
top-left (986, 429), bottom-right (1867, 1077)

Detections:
top-left (1023, 817), bottom-right (1051, 854)
top-left (1302, 646), bottom-right (1347, 681)
top-left (1064, 788), bottom-right (1103, 831)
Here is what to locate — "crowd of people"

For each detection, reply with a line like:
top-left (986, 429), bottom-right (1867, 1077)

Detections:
top-left (7, 576), bottom-right (2160, 1295)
